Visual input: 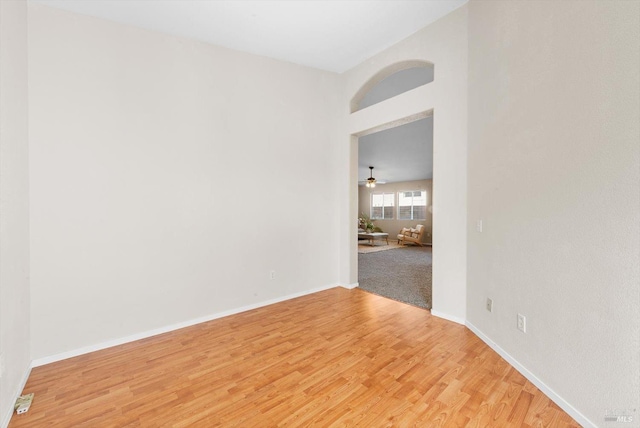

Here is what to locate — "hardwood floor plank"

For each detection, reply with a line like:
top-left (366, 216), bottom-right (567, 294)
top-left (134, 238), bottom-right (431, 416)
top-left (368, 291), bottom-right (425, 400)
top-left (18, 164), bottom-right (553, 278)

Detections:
top-left (9, 288), bottom-right (579, 427)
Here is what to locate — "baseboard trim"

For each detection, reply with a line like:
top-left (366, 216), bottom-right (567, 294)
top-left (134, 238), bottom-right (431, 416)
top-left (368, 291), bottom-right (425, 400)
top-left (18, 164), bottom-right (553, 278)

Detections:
top-left (6, 289), bottom-right (594, 428)
top-left (430, 309), bottom-right (465, 325)
top-left (1, 362), bottom-right (32, 428)
top-left (339, 282), bottom-right (359, 289)
top-left (465, 321), bottom-right (595, 428)
top-left (32, 283), bottom-right (339, 368)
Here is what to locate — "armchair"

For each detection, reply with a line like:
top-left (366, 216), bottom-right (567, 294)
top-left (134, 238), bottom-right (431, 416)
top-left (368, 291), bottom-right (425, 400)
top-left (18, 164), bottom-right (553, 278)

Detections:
top-left (397, 224), bottom-right (425, 246)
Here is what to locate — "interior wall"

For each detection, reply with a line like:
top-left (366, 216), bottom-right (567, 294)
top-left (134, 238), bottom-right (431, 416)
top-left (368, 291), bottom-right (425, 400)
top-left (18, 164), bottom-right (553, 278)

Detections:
top-left (28, 5), bottom-right (342, 360)
top-left (0, 0), bottom-right (31, 425)
top-left (467, 0), bottom-right (640, 424)
top-left (358, 179), bottom-right (433, 244)
top-left (342, 5), bottom-right (467, 322)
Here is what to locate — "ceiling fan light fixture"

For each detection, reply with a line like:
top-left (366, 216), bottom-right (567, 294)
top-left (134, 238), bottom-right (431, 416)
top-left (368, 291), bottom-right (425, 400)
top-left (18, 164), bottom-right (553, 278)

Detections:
top-left (366, 166), bottom-right (377, 188)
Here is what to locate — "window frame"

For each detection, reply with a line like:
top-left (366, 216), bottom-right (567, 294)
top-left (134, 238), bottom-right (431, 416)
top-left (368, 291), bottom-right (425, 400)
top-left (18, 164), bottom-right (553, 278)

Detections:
top-left (370, 192), bottom-right (395, 220)
top-left (397, 190), bottom-right (428, 220)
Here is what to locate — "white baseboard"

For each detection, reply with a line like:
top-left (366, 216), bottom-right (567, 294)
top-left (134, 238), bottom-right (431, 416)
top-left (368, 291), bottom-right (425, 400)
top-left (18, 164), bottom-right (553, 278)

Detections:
top-left (1, 362), bottom-right (32, 428)
top-left (32, 283), bottom-right (339, 368)
top-left (430, 309), bottom-right (465, 325)
top-left (339, 282), bottom-right (359, 289)
top-left (4, 288), bottom-right (594, 428)
top-left (465, 321), bottom-right (595, 428)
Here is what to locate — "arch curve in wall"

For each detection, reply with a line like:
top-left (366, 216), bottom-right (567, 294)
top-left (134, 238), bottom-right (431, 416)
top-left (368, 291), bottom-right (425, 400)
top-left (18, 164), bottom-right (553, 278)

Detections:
top-left (350, 60), bottom-right (434, 113)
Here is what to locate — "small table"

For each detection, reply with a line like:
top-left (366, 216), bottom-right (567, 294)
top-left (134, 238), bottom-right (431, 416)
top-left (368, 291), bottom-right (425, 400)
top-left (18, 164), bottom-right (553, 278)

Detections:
top-left (358, 232), bottom-right (389, 246)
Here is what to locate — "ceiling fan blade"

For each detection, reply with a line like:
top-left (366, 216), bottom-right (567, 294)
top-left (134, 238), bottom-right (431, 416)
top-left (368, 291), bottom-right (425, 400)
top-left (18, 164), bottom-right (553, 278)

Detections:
top-left (358, 179), bottom-right (387, 185)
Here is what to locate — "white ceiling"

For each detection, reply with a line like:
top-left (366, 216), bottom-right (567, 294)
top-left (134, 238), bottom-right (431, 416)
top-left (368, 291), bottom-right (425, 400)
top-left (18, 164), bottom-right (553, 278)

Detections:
top-left (30, 0), bottom-right (467, 73)
top-left (359, 116), bottom-right (433, 185)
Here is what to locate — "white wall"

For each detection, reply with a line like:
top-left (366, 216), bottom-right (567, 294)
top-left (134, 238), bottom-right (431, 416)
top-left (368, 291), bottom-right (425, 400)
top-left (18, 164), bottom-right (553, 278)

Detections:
top-left (467, 0), bottom-right (640, 425)
top-left (0, 0), bottom-right (31, 426)
top-left (28, 5), bottom-right (342, 360)
top-left (341, 5), bottom-right (467, 322)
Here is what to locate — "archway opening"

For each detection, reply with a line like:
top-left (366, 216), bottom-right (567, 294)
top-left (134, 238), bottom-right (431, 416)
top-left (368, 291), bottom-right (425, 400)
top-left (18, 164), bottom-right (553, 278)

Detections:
top-left (350, 61), bottom-right (434, 113)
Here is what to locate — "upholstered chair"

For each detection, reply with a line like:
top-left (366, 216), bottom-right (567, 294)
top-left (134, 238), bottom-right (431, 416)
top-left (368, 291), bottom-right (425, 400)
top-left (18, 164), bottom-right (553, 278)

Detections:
top-left (397, 224), bottom-right (425, 246)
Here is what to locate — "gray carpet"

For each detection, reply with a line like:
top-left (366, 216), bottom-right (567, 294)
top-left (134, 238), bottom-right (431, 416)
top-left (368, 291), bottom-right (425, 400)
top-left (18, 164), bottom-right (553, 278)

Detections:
top-left (358, 246), bottom-right (432, 310)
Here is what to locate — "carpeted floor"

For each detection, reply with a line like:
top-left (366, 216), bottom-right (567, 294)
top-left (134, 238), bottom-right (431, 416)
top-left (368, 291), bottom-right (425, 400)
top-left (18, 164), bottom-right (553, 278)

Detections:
top-left (358, 246), bottom-right (432, 310)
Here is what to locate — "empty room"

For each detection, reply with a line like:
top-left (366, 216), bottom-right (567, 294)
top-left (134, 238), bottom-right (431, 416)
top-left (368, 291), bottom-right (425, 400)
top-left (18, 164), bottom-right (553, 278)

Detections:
top-left (1, 0), bottom-right (638, 427)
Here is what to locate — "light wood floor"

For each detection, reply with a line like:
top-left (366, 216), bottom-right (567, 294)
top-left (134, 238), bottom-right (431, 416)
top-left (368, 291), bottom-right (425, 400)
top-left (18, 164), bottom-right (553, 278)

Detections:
top-left (10, 288), bottom-right (579, 427)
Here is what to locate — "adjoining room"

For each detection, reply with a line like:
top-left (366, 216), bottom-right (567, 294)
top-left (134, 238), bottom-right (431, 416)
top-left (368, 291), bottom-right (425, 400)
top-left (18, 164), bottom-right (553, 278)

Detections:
top-left (357, 117), bottom-right (433, 310)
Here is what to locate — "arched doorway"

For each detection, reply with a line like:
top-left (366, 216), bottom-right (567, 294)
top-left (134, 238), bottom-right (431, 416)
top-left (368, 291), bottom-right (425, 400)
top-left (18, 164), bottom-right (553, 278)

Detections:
top-left (346, 60), bottom-right (436, 309)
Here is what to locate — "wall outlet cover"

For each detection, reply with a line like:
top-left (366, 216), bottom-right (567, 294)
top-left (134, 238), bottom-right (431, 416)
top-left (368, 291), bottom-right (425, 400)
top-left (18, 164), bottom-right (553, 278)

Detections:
top-left (517, 313), bottom-right (527, 333)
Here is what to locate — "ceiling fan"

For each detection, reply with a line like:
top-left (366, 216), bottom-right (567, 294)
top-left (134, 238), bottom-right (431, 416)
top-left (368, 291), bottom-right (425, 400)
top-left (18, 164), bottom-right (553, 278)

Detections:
top-left (359, 166), bottom-right (387, 187)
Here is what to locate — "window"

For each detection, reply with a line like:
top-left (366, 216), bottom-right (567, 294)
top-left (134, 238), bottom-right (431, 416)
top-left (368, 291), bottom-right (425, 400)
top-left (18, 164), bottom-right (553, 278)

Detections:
top-left (371, 193), bottom-right (394, 219)
top-left (398, 190), bottom-right (427, 220)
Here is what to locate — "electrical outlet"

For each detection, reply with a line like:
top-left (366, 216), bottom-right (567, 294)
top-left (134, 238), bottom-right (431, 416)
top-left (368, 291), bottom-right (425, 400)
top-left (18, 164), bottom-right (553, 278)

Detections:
top-left (269, 270), bottom-right (276, 280)
top-left (517, 313), bottom-right (526, 333)
top-left (486, 298), bottom-right (493, 312)
top-left (476, 219), bottom-right (483, 232)
top-left (0, 353), bottom-right (5, 378)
